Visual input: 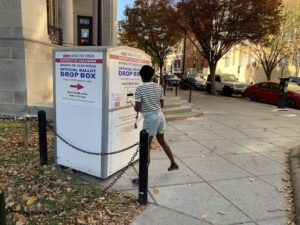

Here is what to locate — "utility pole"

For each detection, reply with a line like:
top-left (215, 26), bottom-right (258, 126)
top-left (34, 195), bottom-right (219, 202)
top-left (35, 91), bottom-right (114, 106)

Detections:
top-left (97, 0), bottom-right (102, 45)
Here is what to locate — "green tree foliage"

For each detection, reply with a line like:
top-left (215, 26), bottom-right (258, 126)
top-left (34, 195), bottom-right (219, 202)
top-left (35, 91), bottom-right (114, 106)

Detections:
top-left (119, 0), bottom-right (182, 79)
top-left (175, 0), bottom-right (283, 94)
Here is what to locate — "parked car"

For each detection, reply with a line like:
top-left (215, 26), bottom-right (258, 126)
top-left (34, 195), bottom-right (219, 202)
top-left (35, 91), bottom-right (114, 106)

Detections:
top-left (289, 77), bottom-right (300, 85)
top-left (165, 74), bottom-right (180, 86)
top-left (245, 81), bottom-right (300, 108)
top-left (180, 76), bottom-right (206, 91)
top-left (205, 74), bottom-right (248, 97)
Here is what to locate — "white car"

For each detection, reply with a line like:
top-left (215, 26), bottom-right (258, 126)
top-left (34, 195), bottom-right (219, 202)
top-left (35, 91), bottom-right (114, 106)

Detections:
top-left (206, 74), bottom-right (248, 97)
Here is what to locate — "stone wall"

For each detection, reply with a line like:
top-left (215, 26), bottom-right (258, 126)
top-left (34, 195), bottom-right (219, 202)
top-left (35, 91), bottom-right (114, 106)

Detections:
top-left (0, 0), bottom-right (117, 115)
top-left (0, 0), bottom-right (27, 114)
top-left (21, 0), bottom-right (54, 106)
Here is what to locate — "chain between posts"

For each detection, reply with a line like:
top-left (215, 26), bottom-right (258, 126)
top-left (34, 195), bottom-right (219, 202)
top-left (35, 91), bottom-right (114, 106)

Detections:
top-left (5, 121), bottom-right (140, 217)
top-left (5, 146), bottom-right (140, 217)
top-left (46, 121), bottom-right (139, 156)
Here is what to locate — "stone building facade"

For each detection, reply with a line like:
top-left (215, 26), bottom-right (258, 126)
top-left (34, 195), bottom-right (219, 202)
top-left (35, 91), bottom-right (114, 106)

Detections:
top-left (0, 0), bottom-right (117, 115)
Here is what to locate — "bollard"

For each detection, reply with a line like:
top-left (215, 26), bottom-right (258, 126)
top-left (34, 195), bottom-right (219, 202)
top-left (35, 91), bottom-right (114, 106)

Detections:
top-left (175, 81), bottom-right (178, 96)
top-left (0, 190), bottom-right (6, 225)
top-left (277, 78), bottom-right (289, 108)
top-left (164, 81), bottom-right (166, 96)
top-left (38, 110), bottom-right (48, 165)
top-left (138, 129), bottom-right (149, 205)
top-left (189, 89), bottom-right (192, 103)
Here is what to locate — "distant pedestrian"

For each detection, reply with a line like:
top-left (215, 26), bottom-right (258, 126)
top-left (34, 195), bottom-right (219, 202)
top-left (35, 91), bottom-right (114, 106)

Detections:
top-left (134, 65), bottom-right (179, 171)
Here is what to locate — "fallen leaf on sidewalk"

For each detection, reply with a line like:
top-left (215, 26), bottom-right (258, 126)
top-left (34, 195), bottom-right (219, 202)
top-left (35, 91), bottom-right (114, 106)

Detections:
top-left (186, 183), bottom-right (192, 187)
top-left (152, 188), bottom-right (159, 195)
top-left (276, 188), bottom-right (283, 193)
top-left (217, 210), bottom-right (225, 215)
top-left (201, 214), bottom-right (208, 219)
top-left (220, 192), bottom-right (225, 196)
top-left (249, 178), bottom-right (255, 182)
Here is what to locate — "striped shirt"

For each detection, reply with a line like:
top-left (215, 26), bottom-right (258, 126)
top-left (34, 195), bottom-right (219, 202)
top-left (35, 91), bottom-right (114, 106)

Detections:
top-left (135, 82), bottom-right (164, 113)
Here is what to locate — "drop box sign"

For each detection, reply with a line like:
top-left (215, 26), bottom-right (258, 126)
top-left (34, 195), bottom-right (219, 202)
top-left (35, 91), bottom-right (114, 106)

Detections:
top-left (55, 51), bottom-right (103, 108)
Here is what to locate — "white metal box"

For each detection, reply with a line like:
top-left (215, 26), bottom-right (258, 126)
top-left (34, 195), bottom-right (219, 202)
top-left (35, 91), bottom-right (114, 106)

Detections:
top-left (53, 46), bottom-right (150, 178)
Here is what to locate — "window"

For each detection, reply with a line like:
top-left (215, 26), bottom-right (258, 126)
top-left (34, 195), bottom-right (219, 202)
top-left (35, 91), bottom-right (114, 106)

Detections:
top-left (47, 0), bottom-right (58, 27)
top-left (174, 59), bottom-right (181, 68)
top-left (232, 50), bottom-right (236, 66)
top-left (270, 83), bottom-right (279, 91)
top-left (46, 0), bottom-right (62, 45)
top-left (224, 55), bottom-right (230, 67)
top-left (77, 16), bottom-right (93, 46)
top-left (240, 53), bottom-right (247, 67)
top-left (215, 76), bottom-right (221, 82)
top-left (257, 82), bottom-right (270, 89)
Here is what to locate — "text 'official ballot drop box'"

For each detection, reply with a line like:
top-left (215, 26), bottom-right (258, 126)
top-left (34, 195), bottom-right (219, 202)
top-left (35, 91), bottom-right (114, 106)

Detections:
top-left (53, 46), bottom-right (151, 179)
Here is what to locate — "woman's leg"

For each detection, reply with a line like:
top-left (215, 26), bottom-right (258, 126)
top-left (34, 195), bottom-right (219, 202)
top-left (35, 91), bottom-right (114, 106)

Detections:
top-left (156, 133), bottom-right (176, 164)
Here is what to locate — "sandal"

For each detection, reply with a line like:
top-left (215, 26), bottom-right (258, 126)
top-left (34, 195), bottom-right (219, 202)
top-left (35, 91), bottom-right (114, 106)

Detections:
top-left (168, 163), bottom-right (179, 171)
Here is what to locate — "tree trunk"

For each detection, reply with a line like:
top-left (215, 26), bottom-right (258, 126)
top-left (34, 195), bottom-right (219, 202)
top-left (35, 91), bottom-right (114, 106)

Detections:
top-left (295, 65), bottom-right (300, 77)
top-left (209, 63), bottom-right (217, 95)
top-left (266, 72), bottom-right (272, 81)
top-left (159, 63), bottom-right (164, 85)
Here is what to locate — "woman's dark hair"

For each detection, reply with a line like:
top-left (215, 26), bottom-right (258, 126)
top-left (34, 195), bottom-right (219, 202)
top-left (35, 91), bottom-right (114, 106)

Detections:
top-left (139, 65), bottom-right (154, 81)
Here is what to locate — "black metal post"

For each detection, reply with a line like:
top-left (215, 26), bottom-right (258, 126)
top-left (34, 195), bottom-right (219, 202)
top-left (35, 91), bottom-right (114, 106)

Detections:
top-left (189, 89), bottom-right (192, 103)
top-left (38, 110), bottom-right (48, 165)
top-left (277, 78), bottom-right (289, 108)
top-left (164, 78), bottom-right (166, 96)
top-left (0, 190), bottom-right (6, 225)
top-left (138, 129), bottom-right (149, 205)
top-left (175, 81), bottom-right (178, 96)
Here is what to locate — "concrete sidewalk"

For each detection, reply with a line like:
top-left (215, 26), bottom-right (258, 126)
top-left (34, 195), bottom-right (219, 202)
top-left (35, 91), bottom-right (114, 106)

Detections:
top-left (100, 92), bottom-right (300, 225)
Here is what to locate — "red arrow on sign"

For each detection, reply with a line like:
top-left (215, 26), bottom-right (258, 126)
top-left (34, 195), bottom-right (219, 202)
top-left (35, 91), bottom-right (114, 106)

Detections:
top-left (70, 83), bottom-right (84, 90)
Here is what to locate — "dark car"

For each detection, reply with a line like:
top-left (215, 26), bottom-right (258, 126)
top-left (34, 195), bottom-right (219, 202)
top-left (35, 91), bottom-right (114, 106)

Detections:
top-left (245, 81), bottom-right (300, 108)
top-left (180, 76), bottom-right (206, 91)
top-left (165, 75), bottom-right (180, 86)
top-left (289, 77), bottom-right (300, 85)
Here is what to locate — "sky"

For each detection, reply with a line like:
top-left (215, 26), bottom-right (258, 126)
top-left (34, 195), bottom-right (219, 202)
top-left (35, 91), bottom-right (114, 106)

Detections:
top-left (117, 0), bottom-right (135, 21)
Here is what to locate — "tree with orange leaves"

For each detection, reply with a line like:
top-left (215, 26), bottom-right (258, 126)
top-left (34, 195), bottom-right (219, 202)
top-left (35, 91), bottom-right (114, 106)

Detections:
top-left (175, 0), bottom-right (283, 94)
top-left (119, 0), bottom-right (182, 81)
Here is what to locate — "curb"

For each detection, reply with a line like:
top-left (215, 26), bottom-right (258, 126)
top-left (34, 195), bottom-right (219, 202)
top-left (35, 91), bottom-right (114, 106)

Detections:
top-left (289, 147), bottom-right (300, 225)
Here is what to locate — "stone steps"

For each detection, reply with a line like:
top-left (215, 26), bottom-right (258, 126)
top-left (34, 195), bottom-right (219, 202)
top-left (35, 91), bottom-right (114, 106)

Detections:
top-left (27, 95), bottom-right (203, 122)
top-left (162, 95), bottom-right (202, 121)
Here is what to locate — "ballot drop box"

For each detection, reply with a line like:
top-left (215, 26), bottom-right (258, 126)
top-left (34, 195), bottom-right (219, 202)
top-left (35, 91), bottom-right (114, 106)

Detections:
top-left (53, 46), bottom-right (150, 178)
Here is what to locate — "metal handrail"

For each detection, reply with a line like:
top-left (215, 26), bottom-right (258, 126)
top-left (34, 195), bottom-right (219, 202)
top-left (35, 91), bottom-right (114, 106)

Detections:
top-left (164, 78), bottom-right (193, 103)
top-left (48, 25), bottom-right (63, 45)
